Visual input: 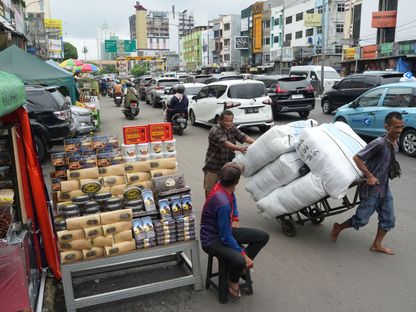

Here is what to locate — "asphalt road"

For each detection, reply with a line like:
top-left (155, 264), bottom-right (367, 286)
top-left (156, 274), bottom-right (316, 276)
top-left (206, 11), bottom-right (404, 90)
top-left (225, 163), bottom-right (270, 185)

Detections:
top-left (70, 97), bottom-right (416, 312)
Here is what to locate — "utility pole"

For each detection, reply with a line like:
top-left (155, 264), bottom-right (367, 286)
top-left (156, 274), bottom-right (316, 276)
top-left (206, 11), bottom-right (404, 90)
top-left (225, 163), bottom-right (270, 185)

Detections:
top-left (320, 0), bottom-right (327, 94)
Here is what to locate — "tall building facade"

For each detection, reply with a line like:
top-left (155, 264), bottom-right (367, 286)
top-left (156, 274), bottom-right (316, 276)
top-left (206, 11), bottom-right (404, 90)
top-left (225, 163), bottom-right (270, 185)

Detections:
top-left (0, 0), bottom-right (26, 51)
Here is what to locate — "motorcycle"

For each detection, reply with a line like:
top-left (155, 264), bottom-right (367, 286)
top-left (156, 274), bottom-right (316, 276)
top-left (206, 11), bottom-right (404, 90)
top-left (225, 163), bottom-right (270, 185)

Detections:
top-left (100, 88), bottom-right (107, 97)
top-left (114, 93), bottom-right (123, 107)
top-left (123, 100), bottom-right (140, 120)
top-left (170, 111), bottom-right (188, 136)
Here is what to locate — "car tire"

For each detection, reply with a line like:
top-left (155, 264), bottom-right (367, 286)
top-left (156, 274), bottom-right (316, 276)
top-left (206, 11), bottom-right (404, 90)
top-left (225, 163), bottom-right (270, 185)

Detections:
top-left (189, 110), bottom-right (197, 126)
top-left (336, 117), bottom-right (347, 124)
top-left (34, 135), bottom-right (46, 163)
top-left (259, 125), bottom-right (271, 132)
top-left (322, 99), bottom-right (333, 114)
top-left (400, 128), bottom-right (416, 157)
top-left (298, 111), bottom-right (310, 119)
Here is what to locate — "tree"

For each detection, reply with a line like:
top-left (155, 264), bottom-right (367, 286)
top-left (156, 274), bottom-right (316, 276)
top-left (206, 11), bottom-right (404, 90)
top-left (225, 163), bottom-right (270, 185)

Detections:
top-left (130, 63), bottom-right (147, 77)
top-left (102, 64), bottom-right (118, 74)
top-left (63, 42), bottom-right (78, 60)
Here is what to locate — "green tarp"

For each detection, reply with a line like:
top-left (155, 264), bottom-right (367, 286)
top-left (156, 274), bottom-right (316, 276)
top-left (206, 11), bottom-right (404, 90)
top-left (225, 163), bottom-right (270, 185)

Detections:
top-left (0, 45), bottom-right (77, 103)
top-left (0, 71), bottom-right (26, 118)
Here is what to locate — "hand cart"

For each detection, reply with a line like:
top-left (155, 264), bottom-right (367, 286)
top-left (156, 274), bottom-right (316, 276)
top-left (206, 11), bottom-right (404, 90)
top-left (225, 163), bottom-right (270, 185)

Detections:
top-left (276, 180), bottom-right (364, 237)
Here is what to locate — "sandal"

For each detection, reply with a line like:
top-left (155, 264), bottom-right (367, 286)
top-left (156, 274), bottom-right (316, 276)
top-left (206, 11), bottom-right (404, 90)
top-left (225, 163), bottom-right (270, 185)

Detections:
top-left (228, 284), bottom-right (241, 300)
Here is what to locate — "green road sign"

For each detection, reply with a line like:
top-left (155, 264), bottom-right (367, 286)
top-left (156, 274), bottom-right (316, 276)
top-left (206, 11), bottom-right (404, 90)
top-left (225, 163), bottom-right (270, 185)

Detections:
top-left (124, 40), bottom-right (136, 52)
top-left (105, 40), bottom-right (117, 52)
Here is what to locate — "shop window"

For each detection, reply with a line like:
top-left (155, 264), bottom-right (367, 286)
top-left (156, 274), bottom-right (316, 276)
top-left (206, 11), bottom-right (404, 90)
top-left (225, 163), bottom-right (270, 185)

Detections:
top-left (336, 24), bottom-right (344, 33)
top-left (286, 16), bottom-right (292, 24)
top-left (306, 28), bottom-right (314, 37)
top-left (263, 20), bottom-right (270, 29)
top-left (274, 35), bottom-right (279, 43)
top-left (335, 45), bottom-right (343, 54)
top-left (296, 12), bottom-right (303, 22)
top-left (295, 31), bottom-right (303, 39)
top-left (285, 33), bottom-right (292, 41)
top-left (337, 3), bottom-right (345, 12)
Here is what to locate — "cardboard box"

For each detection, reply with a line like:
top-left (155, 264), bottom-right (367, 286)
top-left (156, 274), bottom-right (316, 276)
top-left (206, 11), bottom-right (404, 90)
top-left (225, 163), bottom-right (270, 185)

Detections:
top-left (148, 123), bottom-right (173, 142)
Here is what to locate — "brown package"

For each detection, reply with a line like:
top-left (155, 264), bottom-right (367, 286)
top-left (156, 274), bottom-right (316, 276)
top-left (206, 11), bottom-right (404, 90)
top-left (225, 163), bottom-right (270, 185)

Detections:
top-left (60, 250), bottom-right (83, 264)
top-left (126, 172), bottom-right (151, 184)
top-left (150, 168), bottom-right (178, 178)
top-left (59, 239), bottom-right (92, 251)
top-left (100, 209), bottom-right (133, 225)
top-left (56, 190), bottom-right (84, 202)
top-left (100, 175), bottom-right (126, 187)
top-left (113, 230), bottom-right (133, 244)
top-left (82, 247), bottom-right (105, 260)
top-left (97, 186), bottom-right (111, 194)
top-left (104, 239), bottom-right (136, 257)
top-left (60, 180), bottom-right (80, 193)
top-left (98, 164), bottom-right (125, 177)
top-left (131, 180), bottom-right (153, 190)
top-left (110, 184), bottom-right (127, 197)
top-left (102, 221), bottom-right (132, 236)
top-left (124, 161), bottom-right (151, 173)
top-left (67, 167), bottom-right (100, 180)
top-left (92, 235), bottom-right (114, 247)
top-left (57, 229), bottom-right (85, 242)
top-left (66, 215), bottom-right (101, 230)
top-left (84, 226), bottom-right (103, 239)
top-left (149, 158), bottom-right (177, 170)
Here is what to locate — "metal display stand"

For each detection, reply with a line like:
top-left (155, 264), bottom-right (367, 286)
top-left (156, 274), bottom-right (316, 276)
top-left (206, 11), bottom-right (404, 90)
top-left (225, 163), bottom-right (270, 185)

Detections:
top-left (62, 240), bottom-right (203, 312)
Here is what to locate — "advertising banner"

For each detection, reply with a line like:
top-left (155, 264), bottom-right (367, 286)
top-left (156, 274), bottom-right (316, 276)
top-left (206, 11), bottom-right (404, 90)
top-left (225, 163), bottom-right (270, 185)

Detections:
top-left (361, 45), bottom-right (377, 59)
top-left (48, 39), bottom-right (62, 52)
top-left (304, 14), bottom-right (322, 27)
top-left (343, 47), bottom-right (358, 60)
top-left (235, 36), bottom-right (249, 49)
top-left (372, 11), bottom-right (397, 28)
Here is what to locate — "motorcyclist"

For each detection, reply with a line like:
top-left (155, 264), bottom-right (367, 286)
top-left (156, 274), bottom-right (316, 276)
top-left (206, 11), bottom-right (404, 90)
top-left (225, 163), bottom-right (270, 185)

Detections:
top-left (99, 79), bottom-right (107, 95)
top-left (113, 80), bottom-right (123, 98)
top-left (123, 81), bottom-right (139, 108)
top-left (166, 84), bottom-right (188, 122)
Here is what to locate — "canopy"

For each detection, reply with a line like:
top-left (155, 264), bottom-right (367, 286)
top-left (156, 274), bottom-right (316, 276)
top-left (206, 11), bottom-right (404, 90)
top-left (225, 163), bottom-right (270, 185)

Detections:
top-left (0, 45), bottom-right (77, 103)
top-left (0, 71), bottom-right (26, 117)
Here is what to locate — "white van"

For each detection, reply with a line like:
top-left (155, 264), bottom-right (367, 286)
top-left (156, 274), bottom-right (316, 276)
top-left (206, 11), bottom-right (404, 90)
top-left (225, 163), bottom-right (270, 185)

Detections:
top-left (289, 65), bottom-right (341, 93)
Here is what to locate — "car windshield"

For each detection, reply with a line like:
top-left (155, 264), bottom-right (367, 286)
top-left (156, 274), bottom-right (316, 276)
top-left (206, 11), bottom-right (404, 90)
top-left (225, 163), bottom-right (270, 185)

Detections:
top-left (316, 71), bottom-right (340, 79)
top-left (159, 80), bottom-right (179, 87)
top-left (277, 78), bottom-right (309, 90)
top-left (195, 77), bottom-right (211, 83)
top-left (185, 86), bottom-right (204, 95)
top-left (26, 89), bottom-right (61, 112)
top-left (228, 83), bottom-right (267, 99)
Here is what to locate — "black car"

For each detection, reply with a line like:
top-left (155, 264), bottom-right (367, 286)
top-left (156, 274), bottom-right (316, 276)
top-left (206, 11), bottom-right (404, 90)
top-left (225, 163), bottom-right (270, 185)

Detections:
top-left (253, 75), bottom-right (315, 118)
top-left (321, 72), bottom-right (403, 114)
top-left (25, 85), bottom-right (74, 162)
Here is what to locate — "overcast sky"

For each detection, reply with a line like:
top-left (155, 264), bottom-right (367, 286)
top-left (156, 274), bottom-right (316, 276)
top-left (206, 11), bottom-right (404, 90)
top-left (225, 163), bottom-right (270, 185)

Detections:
top-left (51, 0), bottom-right (255, 60)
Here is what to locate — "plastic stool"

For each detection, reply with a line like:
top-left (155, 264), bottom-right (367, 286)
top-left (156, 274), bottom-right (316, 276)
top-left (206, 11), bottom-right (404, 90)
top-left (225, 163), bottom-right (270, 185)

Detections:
top-left (205, 254), bottom-right (253, 303)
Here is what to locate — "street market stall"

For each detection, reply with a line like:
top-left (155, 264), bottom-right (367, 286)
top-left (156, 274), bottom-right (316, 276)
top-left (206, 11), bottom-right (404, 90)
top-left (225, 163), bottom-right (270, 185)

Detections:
top-left (0, 71), bottom-right (61, 311)
top-left (75, 76), bottom-right (101, 130)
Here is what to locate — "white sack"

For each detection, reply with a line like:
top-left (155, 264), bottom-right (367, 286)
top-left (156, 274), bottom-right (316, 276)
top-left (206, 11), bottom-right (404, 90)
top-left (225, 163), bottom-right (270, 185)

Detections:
top-left (256, 173), bottom-right (326, 219)
top-left (234, 119), bottom-right (318, 177)
top-left (246, 152), bottom-right (304, 201)
top-left (296, 122), bottom-right (366, 199)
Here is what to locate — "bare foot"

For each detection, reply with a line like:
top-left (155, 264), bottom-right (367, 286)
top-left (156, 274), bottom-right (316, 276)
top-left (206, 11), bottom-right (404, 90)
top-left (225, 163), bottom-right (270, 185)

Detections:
top-left (370, 245), bottom-right (395, 255)
top-left (330, 223), bottom-right (342, 242)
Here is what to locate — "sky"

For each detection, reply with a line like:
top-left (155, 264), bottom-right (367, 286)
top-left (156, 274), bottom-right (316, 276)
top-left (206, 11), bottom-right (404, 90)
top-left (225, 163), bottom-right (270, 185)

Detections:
top-left (51, 0), bottom-right (255, 60)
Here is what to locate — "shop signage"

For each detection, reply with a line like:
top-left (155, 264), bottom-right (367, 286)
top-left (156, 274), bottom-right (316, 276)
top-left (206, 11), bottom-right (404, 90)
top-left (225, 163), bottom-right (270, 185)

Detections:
top-left (148, 123), bottom-right (173, 142)
top-left (105, 40), bottom-right (117, 53)
top-left (48, 39), bottom-right (62, 53)
top-left (252, 2), bottom-right (263, 14)
top-left (304, 13), bottom-right (322, 27)
top-left (399, 40), bottom-right (416, 55)
top-left (361, 45), bottom-right (377, 59)
top-left (378, 42), bottom-right (394, 57)
top-left (371, 10), bottom-right (397, 28)
top-left (235, 36), bottom-right (249, 49)
top-left (44, 18), bottom-right (62, 30)
top-left (343, 47), bottom-right (358, 60)
top-left (253, 14), bottom-right (262, 53)
top-left (281, 47), bottom-right (293, 62)
top-left (124, 40), bottom-right (136, 52)
top-left (123, 125), bottom-right (149, 145)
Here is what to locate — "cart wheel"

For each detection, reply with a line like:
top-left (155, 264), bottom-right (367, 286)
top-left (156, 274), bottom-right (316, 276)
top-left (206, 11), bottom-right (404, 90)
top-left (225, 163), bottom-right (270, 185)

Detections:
top-left (310, 208), bottom-right (325, 225)
top-left (279, 218), bottom-right (297, 237)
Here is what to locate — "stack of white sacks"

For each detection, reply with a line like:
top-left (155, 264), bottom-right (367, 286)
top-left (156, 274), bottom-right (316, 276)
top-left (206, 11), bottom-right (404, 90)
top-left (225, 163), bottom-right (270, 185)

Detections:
top-left (234, 120), bottom-right (367, 219)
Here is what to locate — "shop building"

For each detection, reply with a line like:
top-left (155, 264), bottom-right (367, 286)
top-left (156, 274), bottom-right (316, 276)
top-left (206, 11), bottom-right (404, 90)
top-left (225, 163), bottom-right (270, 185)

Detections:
top-left (182, 26), bottom-right (208, 71)
top-left (0, 0), bottom-right (26, 51)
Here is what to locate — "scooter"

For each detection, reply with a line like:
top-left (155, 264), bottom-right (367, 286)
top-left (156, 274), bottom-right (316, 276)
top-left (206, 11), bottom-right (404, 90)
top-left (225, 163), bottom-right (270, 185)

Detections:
top-left (114, 93), bottom-right (123, 107)
top-left (100, 88), bottom-right (107, 97)
top-left (170, 111), bottom-right (188, 136)
top-left (123, 100), bottom-right (140, 120)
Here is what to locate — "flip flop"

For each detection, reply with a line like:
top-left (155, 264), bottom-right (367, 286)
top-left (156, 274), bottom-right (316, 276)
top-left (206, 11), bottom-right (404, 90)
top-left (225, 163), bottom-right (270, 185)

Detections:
top-left (228, 284), bottom-right (241, 300)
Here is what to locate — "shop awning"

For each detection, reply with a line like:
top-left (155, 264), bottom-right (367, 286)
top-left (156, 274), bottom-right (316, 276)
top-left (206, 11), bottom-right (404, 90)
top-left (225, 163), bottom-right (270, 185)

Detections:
top-left (0, 71), bottom-right (26, 118)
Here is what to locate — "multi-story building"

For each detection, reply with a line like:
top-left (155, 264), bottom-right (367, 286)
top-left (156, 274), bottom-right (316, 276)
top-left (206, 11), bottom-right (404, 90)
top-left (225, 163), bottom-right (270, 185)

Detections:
top-left (0, 0), bottom-right (26, 51)
top-left (25, 0), bottom-right (51, 18)
top-left (240, 5), bottom-right (253, 70)
top-left (270, 4), bottom-right (284, 68)
top-left (182, 26), bottom-right (208, 71)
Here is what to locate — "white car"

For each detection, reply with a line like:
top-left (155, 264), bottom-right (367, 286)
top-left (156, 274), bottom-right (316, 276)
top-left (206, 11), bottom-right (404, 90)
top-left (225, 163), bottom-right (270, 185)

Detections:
top-left (189, 80), bottom-right (274, 131)
top-left (161, 82), bottom-right (206, 109)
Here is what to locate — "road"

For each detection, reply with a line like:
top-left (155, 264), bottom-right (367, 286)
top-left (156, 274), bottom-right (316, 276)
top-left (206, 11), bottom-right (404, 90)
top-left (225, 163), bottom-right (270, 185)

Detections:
top-left (69, 97), bottom-right (416, 312)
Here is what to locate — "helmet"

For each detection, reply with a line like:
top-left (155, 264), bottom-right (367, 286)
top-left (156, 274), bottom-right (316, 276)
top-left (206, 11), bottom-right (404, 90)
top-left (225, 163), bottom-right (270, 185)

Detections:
top-left (175, 84), bottom-right (185, 94)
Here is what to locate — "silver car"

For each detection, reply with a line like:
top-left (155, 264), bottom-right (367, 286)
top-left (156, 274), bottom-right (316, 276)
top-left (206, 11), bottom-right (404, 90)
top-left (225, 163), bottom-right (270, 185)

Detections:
top-left (70, 106), bottom-right (95, 134)
top-left (145, 77), bottom-right (180, 108)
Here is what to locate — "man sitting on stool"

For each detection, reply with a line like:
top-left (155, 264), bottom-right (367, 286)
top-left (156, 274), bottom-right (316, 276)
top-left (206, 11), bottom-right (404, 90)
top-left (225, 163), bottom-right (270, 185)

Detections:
top-left (200, 162), bottom-right (269, 300)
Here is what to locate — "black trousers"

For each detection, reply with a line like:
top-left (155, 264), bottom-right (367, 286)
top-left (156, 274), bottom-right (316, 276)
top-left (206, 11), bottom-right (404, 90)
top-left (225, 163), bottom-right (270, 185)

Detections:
top-left (203, 227), bottom-right (269, 283)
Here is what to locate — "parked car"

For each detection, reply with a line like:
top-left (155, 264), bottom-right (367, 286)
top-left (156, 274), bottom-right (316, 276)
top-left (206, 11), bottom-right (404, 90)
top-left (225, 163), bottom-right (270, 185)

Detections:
top-left (189, 80), bottom-right (274, 131)
top-left (289, 65), bottom-right (341, 94)
top-left (253, 75), bottom-right (315, 118)
top-left (70, 105), bottom-right (95, 135)
top-left (321, 72), bottom-right (403, 114)
top-left (177, 73), bottom-right (189, 83)
top-left (25, 85), bottom-right (74, 162)
top-left (333, 81), bottom-right (416, 157)
top-left (145, 77), bottom-right (180, 107)
top-left (161, 83), bottom-right (206, 109)
top-left (136, 76), bottom-right (153, 101)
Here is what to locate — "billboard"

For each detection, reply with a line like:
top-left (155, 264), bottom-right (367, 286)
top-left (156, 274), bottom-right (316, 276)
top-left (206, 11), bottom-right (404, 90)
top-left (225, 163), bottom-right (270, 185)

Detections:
top-left (235, 36), bottom-right (249, 49)
top-left (44, 18), bottom-right (62, 30)
top-left (304, 14), bottom-right (322, 27)
top-left (372, 10), bottom-right (397, 28)
top-left (48, 39), bottom-right (62, 52)
top-left (253, 14), bottom-right (262, 53)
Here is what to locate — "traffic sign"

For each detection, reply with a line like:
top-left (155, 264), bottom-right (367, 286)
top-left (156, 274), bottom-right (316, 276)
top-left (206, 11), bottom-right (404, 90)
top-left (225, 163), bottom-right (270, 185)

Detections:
top-left (124, 40), bottom-right (136, 52)
top-left (105, 40), bottom-right (117, 52)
